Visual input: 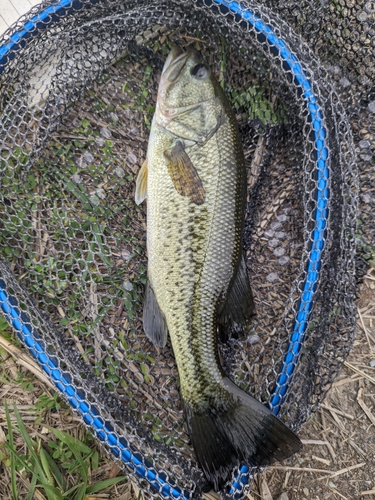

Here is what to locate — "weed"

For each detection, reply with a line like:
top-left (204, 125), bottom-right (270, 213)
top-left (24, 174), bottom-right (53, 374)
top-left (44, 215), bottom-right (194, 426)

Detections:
top-left (122, 63), bottom-right (155, 130)
top-left (0, 402), bottom-right (128, 500)
top-left (34, 393), bottom-right (64, 416)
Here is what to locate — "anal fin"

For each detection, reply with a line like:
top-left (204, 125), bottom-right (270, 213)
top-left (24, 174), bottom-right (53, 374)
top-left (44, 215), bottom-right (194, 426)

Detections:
top-left (218, 255), bottom-right (255, 341)
top-left (143, 280), bottom-right (168, 347)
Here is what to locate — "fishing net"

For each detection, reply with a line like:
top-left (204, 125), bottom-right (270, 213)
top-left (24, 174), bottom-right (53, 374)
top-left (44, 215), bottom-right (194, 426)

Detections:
top-left (1, 0), bottom-right (372, 497)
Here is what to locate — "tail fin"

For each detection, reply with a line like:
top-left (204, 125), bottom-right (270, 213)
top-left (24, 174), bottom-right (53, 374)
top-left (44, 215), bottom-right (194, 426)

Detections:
top-left (184, 377), bottom-right (302, 490)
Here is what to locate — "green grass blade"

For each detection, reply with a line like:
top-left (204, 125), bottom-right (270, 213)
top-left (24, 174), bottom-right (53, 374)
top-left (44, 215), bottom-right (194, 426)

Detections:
top-left (39, 446), bottom-right (66, 491)
top-left (61, 484), bottom-right (80, 498)
top-left (4, 437), bottom-right (37, 472)
top-left (44, 425), bottom-right (89, 488)
top-left (63, 177), bottom-right (91, 206)
top-left (36, 482), bottom-right (64, 500)
top-left (12, 404), bottom-right (48, 484)
top-left (0, 314), bottom-right (10, 333)
top-left (72, 483), bottom-right (87, 500)
top-left (25, 473), bottom-right (38, 500)
top-left (4, 401), bottom-right (17, 500)
top-left (85, 476), bottom-right (128, 494)
top-left (39, 446), bottom-right (54, 487)
top-left (44, 426), bottom-right (92, 454)
top-left (91, 450), bottom-right (99, 471)
top-left (92, 223), bottom-right (112, 266)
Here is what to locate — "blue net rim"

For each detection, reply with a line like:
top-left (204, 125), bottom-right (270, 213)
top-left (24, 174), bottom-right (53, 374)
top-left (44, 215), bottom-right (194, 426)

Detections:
top-left (0, 0), bottom-right (329, 497)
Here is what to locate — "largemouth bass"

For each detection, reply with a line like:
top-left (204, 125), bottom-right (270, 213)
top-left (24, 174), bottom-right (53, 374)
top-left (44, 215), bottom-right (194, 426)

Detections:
top-left (135, 46), bottom-right (302, 489)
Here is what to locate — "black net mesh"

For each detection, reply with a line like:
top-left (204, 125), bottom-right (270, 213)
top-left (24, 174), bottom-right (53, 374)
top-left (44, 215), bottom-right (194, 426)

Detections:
top-left (0, 0), bottom-right (370, 497)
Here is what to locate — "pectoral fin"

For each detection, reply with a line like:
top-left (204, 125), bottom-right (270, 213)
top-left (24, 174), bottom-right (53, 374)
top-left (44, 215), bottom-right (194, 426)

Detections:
top-left (164, 141), bottom-right (205, 205)
top-left (135, 158), bottom-right (148, 205)
top-left (143, 279), bottom-right (168, 347)
top-left (218, 256), bottom-right (255, 341)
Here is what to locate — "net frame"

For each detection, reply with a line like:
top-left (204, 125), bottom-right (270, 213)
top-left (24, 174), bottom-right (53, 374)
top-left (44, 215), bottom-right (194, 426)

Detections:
top-left (0, 0), bottom-right (357, 498)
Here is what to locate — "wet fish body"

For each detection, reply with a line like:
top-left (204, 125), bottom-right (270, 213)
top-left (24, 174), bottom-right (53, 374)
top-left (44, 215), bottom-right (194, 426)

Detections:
top-left (136, 46), bottom-right (302, 489)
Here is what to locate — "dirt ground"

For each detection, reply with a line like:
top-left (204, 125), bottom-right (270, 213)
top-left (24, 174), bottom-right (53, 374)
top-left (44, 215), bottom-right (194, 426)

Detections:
top-left (247, 268), bottom-right (375, 500)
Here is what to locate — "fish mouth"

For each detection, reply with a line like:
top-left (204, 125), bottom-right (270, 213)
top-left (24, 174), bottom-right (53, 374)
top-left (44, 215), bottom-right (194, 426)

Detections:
top-left (157, 46), bottom-right (201, 120)
top-left (161, 45), bottom-right (192, 83)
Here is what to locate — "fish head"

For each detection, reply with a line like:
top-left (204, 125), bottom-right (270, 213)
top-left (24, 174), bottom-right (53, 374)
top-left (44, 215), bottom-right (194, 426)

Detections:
top-left (157, 45), bottom-right (218, 119)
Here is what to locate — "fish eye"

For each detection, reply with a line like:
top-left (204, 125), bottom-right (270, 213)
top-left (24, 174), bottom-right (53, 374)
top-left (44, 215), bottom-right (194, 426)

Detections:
top-left (191, 64), bottom-right (208, 79)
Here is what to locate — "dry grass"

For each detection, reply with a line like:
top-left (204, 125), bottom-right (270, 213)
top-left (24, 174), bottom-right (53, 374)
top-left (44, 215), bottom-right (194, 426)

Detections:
top-left (0, 334), bottom-right (136, 499)
top-left (247, 268), bottom-right (375, 500)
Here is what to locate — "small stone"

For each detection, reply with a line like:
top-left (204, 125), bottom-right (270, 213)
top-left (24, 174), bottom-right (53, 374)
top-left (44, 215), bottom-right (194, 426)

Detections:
top-left (123, 281), bottom-right (133, 291)
top-left (275, 231), bottom-right (286, 239)
top-left (368, 101), bottom-right (375, 113)
top-left (360, 154), bottom-right (373, 161)
top-left (121, 249), bottom-right (132, 261)
top-left (266, 272), bottom-right (279, 283)
top-left (278, 255), bottom-right (290, 265)
top-left (95, 137), bottom-right (105, 147)
top-left (96, 188), bottom-right (106, 200)
top-left (277, 214), bottom-right (288, 222)
top-left (248, 334), bottom-right (260, 344)
top-left (143, 30), bottom-right (153, 40)
top-left (269, 238), bottom-right (280, 248)
top-left (127, 152), bottom-right (138, 164)
top-left (329, 482), bottom-right (337, 489)
top-left (369, 359), bottom-right (375, 367)
top-left (357, 10), bottom-right (368, 22)
top-left (82, 152), bottom-right (94, 164)
top-left (264, 229), bottom-right (275, 238)
top-left (339, 77), bottom-right (351, 88)
top-left (274, 247), bottom-right (286, 257)
top-left (270, 220), bottom-right (282, 230)
top-left (359, 139), bottom-right (371, 149)
top-left (115, 166), bottom-right (125, 178)
top-left (110, 112), bottom-right (119, 122)
top-left (89, 194), bottom-right (101, 206)
top-left (361, 193), bottom-right (371, 204)
top-left (303, 488), bottom-right (309, 496)
top-left (276, 493), bottom-right (289, 500)
top-left (100, 127), bottom-right (112, 139)
top-left (329, 65), bottom-right (341, 75)
top-left (123, 108), bottom-right (134, 119)
top-left (71, 174), bottom-right (82, 183)
top-left (77, 152), bottom-right (95, 168)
